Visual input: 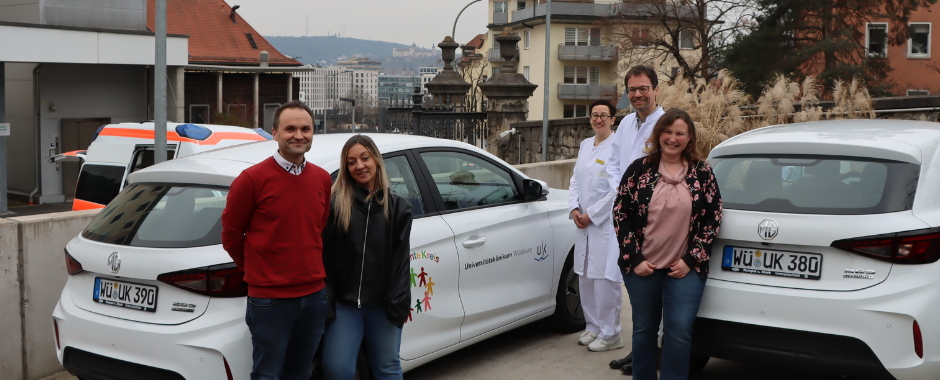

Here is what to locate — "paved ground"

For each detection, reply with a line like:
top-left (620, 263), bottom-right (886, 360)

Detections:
top-left (3, 201), bottom-right (74, 217)
top-left (41, 295), bottom-right (842, 380)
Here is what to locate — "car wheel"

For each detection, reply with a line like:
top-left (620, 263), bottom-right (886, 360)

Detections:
top-left (689, 353), bottom-right (709, 375)
top-left (552, 249), bottom-right (586, 333)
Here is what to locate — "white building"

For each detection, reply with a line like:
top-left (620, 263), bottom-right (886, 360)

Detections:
top-left (418, 66), bottom-right (442, 91)
top-left (392, 44), bottom-right (435, 58)
top-left (295, 66), bottom-right (353, 116)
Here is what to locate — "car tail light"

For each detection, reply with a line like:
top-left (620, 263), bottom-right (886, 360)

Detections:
top-left (831, 228), bottom-right (940, 264)
top-left (223, 356), bottom-right (234, 380)
top-left (64, 249), bottom-right (84, 275)
top-left (157, 263), bottom-right (247, 297)
top-left (914, 321), bottom-right (923, 358)
top-left (54, 319), bottom-right (61, 350)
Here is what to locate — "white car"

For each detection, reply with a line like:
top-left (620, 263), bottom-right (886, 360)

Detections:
top-left (696, 120), bottom-right (940, 379)
top-left (52, 133), bottom-right (582, 379)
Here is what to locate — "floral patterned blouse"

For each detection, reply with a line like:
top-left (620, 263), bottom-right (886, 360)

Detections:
top-left (613, 156), bottom-right (723, 281)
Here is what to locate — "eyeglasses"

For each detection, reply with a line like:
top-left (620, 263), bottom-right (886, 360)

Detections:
top-left (627, 86), bottom-right (652, 95)
top-left (590, 114), bottom-right (612, 120)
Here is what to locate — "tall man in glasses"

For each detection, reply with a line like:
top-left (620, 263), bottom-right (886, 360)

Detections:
top-left (604, 65), bottom-right (664, 374)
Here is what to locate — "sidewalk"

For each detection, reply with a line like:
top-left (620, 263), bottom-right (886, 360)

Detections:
top-left (3, 202), bottom-right (74, 217)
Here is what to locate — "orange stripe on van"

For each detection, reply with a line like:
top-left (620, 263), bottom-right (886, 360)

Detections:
top-left (73, 198), bottom-right (105, 211)
top-left (98, 128), bottom-right (265, 145)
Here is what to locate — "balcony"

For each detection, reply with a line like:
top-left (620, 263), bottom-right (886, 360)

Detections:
top-left (488, 47), bottom-right (519, 62)
top-left (557, 84), bottom-right (618, 100)
top-left (558, 44), bottom-right (617, 61)
top-left (493, 11), bottom-right (508, 25)
top-left (511, 2), bottom-right (621, 22)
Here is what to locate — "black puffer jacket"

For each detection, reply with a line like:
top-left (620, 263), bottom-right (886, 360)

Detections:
top-left (322, 185), bottom-right (413, 328)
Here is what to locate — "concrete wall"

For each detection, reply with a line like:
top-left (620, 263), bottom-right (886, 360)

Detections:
top-left (517, 158), bottom-right (576, 190)
top-left (0, 210), bottom-right (100, 380)
top-left (0, 0), bottom-right (40, 24)
top-left (0, 219), bottom-right (23, 380)
top-left (4, 63), bottom-right (37, 195)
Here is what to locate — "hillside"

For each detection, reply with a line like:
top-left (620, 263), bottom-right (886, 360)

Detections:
top-left (266, 35), bottom-right (442, 73)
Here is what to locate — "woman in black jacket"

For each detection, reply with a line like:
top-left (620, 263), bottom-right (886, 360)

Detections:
top-left (322, 135), bottom-right (413, 380)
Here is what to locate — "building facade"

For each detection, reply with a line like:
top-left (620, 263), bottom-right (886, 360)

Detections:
top-left (379, 75), bottom-right (422, 104)
top-left (392, 44), bottom-right (436, 58)
top-left (861, 5), bottom-right (940, 95)
top-left (337, 56), bottom-right (383, 72)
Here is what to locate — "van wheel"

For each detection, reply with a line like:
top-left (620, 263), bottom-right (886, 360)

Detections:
top-left (552, 249), bottom-right (586, 333)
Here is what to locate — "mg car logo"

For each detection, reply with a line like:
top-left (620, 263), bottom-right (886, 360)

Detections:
top-left (757, 219), bottom-right (778, 240)
top-left (107, 252), bottom-right (121, 274)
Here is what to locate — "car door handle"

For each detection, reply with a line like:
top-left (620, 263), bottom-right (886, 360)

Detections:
top-left (462, 235), bottom-right (487, 248)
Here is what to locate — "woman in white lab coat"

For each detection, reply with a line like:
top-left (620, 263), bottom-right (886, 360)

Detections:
top-left (567, 99), bottom-right (624, 352)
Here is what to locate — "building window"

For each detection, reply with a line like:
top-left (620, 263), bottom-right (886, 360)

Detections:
top-left (517, 1), bottom-right (526, 10)
top-left (564, 66), bottom-right (600, 85)
top-left (867, 23), bottom-right (888, 57)
top-left (494, 1), bottom-right (508, 13)
top-left (679, 30), bottom-right (695, 50)
top-left (907, 89), bottom-right (930, 96)
top-left (189, 105), bottom-right (210, 123)
top-left (565, 28), bottom-right (600, 46)
top-left (227, 104), bottom-right (247, 119)
top-left (631, 28), bottom-right (651, 47)
top-left (563, 104), bottom-right (588, 118)
top-left (909, 23), bottom-right (931, 58)
top-left (525, 30), bottom-right (531, 49)
top-left (524, 66), bottom-right (530, 80)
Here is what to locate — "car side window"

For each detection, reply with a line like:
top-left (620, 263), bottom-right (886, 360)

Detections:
top-left (384, 155), bottom-right (426, 216)
top-left (419, 151), bottom-right (518, 211)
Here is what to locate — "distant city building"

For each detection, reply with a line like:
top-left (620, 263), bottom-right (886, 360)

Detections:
top-left (393, 44), bottom-right (436, 58)
top-left (337, 56), bottom-right (383, 72)
top-left (295, 66), bottom-right (352, 116)
top-left (419, 66), bottom-right (442, 88)
top-left (379, 75), bottom-right (422, 103)
top-left (352, 70), bottom-right (379, 107)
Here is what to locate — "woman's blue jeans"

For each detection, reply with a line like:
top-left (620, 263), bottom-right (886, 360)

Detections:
top-left (623, 269), bottom-right (706, 380)
top-left (321, 302), bottom-right (403, 380)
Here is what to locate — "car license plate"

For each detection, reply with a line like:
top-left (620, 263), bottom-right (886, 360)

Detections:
top-left (721, 246), bottom-right (822, 280)
top-left (93, 277), bottom-right (158, 312)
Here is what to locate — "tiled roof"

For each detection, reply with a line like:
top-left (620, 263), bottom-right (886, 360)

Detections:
top-left (147, 0), bottom-right (300, 66)
top-left (467, 34), bottom-right (486, 49)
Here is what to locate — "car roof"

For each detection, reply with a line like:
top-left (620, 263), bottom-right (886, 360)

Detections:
top-left (709, 119), bottom-right (940, 164)
top-left (85, 122), bottom-right (266, 164)
top-left (128, 133), bottom-right (511, 187)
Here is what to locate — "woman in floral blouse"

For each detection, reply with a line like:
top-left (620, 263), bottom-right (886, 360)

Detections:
top-left (613, 108), bottom-right (722, 380)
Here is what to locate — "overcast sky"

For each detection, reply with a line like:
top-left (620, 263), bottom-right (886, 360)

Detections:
top-left (233, 0), bottom-right (490, 47)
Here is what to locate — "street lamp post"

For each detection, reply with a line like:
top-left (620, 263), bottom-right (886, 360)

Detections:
top-left (340, 97), bottom-right (356, 130)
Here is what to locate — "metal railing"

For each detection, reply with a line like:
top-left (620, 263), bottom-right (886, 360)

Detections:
top-left (493, 11), bottom-right (508, 24)
top-left (511, 2), bottom-right (621, 22)
top-left (557, 83), bottom-right (618, 100)
top-left (558, 44), bottom-right (617, 61)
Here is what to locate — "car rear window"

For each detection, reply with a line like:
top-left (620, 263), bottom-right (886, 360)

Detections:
top-left (75, 164), bottom-right (125, 205)
top-left (711, 155), bottom-right (919, 215)
top-left (82, 184), bottom-right (228, 248)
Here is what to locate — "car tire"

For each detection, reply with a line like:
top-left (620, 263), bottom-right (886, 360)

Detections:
top-left (551, 249), bottom-right (586, 333)
top-left (689, 353), bottom-right (709, 375)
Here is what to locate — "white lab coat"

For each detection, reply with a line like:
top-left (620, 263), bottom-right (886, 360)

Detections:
top-left (603, 107), bottom-right (664, 271)
top-left (568, 133), bottom-right (621, 282)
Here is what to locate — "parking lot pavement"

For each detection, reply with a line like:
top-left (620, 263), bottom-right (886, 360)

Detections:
top-left (404, 296), bottom-right (841, 380)
top-left (39, 371), bottom-right (76, 380)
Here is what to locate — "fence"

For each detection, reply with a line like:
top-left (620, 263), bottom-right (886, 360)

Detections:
top-left (382, 88), bottom-right (489, 148)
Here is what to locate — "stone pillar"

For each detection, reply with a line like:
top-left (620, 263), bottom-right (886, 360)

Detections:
top-left (424, 36), bottom-right (471, 110)
top-left (479, 27), bottom-right (537, 155)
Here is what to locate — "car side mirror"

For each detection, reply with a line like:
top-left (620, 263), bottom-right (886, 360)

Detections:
top-left (523, 178), bottom-right (549, 202)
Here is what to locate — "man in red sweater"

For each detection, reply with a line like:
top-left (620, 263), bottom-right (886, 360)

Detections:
top-left (221, 100), bottom-right (332, 380)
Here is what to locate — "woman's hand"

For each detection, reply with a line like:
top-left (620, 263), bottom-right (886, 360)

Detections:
top-left (571, 209), bottom-right (586, 229)
top-left (634, 261), bottom-right (656, 276)
top-left (668, 259), bottom-right (691, 279)
top-left (578, 213), bottom-right (593, 227)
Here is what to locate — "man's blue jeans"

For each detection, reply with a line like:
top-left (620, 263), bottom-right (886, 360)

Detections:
top-left (623, 269), bottom-right (706, 380)
top-left (321, 302), bottom-right (403, 380)
top-left (245, 289), bottom-right (327, 380)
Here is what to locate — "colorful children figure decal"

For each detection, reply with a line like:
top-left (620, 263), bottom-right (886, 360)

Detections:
top-left (422, 291), bottom-right (432, 311)
top-left (418, 267), bottom-right (429, 287)
top-left (414, 298), bottom-right (423, 313)
top-left (408, 307), bottom-right (414, 322)
top-left (425, 277), bottom-right (435, 296)
top-left (410, 268), bottom-right (418, 287)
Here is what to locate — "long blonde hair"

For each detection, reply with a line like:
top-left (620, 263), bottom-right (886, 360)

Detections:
top-left (332, 135), bottom-right (391, 232)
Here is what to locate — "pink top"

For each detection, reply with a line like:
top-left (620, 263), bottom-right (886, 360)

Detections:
top-left (642, 161), bottom-right (692, 268)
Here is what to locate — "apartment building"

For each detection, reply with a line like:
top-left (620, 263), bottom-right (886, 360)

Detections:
top-left (483, 0), bottom-right (698, 120)
top-left (861, 5), bottom-right (940, 95)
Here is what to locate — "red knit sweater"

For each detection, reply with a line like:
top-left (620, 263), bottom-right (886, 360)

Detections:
top-left (221, 157), bottom-right (331, 298)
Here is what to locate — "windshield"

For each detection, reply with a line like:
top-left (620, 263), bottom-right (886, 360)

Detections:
top-left (711, 155), bottom-right (919, 215)
top-left (82, 184), bottom-right (228, 248)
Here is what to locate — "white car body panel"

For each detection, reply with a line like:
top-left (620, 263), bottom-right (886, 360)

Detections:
top-left (703, 120), bottom-right (940, 379)
top-left (56, 133), bottom-right (578, 378)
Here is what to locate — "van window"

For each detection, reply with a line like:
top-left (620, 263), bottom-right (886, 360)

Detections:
top-left (74, 164), bottom-right (125, 205)
top-left (129, 148), bottom-right (177, 175)
top-left (711, 155), bottom-right (919, 215)
top-left (82, 184), bottom-right (228, 248)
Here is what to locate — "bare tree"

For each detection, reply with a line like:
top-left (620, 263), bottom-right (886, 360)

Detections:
top-left (601, 0), bottom-right (759, 83)
top-left (459, 56), bottom-right (489, 112)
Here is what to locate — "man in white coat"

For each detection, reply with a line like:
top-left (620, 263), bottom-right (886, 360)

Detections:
top-left (605, 65), bottom-right (665, 374)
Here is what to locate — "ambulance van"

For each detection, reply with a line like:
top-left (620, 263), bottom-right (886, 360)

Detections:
top-left (51, 122), bottom-right (270, 210)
